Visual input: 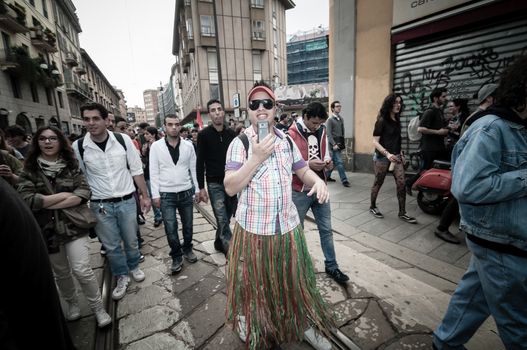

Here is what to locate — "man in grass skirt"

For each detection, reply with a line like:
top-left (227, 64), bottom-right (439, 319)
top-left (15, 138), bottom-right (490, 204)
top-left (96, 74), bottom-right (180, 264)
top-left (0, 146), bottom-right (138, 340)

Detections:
top-left (224, 81), bottom-right (334, 349)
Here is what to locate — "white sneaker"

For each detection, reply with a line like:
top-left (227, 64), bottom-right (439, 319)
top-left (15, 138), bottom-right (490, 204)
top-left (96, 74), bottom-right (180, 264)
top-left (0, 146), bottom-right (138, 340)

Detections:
top-left (94, 309), bottom-right (112, 328)
top-left (112, 275), bottom-right (130, 300)
top-left (237, 315), bottom-right (247, 343)
top-left (65, 301), bottom-right (81, 321)
top-left (304, 327), bottom-right (332, 350)
top-left (130, 267), bottom-right (145, 282)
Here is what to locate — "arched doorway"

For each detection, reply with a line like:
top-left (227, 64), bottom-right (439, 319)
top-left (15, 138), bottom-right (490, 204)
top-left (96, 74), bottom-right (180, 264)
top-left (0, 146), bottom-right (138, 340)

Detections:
top-left (15, 113), bottom-right (32, 134)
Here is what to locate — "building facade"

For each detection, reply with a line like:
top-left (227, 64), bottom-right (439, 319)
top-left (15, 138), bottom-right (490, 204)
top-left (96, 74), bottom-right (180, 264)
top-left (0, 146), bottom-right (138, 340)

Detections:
top-left (287, 27), bottom-right (328, 85)
top-left (80, 49), bottom-right (121, 119)
top-left (172, 0), bottom-right (294, 124)
top-left (127, 105), bottom-right (146, 125)
top-left (329, 0), bottom-right (527, 172)
top-left (0, 0), bottom-right (71, 133)
top-left (143, 89), bottom-right (159, 126)
top-left (158, 81), bottom-right (176, 125)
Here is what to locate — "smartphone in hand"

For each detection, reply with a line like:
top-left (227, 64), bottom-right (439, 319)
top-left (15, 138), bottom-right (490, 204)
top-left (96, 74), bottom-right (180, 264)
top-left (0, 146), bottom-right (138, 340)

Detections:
top-left (257, 120), bottom-right (269, 142)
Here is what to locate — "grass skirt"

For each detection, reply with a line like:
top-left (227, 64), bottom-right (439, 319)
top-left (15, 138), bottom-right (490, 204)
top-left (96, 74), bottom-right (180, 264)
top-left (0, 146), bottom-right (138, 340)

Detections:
top-left (226, 223), bottom-right (334, 349)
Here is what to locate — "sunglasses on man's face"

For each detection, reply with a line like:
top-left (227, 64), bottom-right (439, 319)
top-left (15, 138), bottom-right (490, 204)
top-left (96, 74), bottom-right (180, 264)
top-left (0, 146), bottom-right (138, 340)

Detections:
top-left (248, 99), bottom-right (275, 111)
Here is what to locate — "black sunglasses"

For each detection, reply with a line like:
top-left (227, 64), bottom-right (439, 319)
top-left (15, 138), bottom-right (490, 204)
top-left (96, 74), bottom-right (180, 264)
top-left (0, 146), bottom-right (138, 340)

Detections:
top-left (248, 99), bottom-right (274, 111)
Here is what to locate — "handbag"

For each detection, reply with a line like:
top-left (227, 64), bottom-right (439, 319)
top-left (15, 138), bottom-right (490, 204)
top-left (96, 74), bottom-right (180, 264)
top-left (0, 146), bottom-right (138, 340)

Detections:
top-left (39, 172), bottom-right (98, 230)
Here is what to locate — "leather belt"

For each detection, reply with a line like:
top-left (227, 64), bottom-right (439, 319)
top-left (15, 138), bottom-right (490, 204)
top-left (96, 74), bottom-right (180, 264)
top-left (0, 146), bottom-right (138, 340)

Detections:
top-left (95, 193), bottom-right (134, 203)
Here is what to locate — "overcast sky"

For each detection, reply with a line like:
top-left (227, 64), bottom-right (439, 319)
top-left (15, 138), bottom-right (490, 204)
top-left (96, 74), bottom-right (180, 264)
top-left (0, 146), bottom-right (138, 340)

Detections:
top-left (73, 0), bottom-right (328, 108)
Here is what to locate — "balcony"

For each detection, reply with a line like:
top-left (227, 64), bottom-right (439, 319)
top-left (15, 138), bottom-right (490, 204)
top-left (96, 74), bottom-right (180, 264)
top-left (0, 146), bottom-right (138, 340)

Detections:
top-left (30, 27), bottom-right (57, 53)
top-left (65, 81), bottom-right (91, 101)
top-left (0, 47), bottom-right (19, 71)
top-left (64, 52), bottom-right (78, 67)
top-left (0, 1), bottom-right (28, 33)
top-left (73, 65), bottom-right (86, 75)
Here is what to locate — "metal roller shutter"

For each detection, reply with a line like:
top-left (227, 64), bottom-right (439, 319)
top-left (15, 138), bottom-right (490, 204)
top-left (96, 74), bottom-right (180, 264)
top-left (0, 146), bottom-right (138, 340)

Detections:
top-left (393, 18), bottom-right (527, 161)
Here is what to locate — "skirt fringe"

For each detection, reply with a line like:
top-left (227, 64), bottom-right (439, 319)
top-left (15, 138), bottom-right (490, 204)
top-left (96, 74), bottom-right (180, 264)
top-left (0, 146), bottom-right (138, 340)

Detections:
top-left (226, 223), bottom-right (334, 349)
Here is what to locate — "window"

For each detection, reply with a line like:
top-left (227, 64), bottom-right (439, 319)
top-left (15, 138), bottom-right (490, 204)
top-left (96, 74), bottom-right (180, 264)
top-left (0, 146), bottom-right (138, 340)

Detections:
top-left (42, 0), bottom-right (48, 18)
top-left (274, 57), bottom-right (279, 77)
top-left (252, 51), bottom-right (262, 82)
top-left (30, 83), bottom-right (39, 103)
top-left (9, 77), bottom-right (21, 99)
top-left (45, 88), bottom-right (53, 105)
top-left (251, 0), bottom-right (264, 8)
top-left (207, 49), bottom-right (218, 84)
top-left (252, 20), bottom-right (265, 40)
top-left (57, 91), bottom-right (64, 108)
top-left (200, 15), bottom-right (215, 37)
top-left (186, 18), bottom-right (193, 39)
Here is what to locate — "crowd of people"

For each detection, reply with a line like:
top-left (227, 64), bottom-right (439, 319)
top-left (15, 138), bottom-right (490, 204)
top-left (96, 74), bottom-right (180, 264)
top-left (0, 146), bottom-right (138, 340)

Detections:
top-left (0, 53), bottom-right (526, 349)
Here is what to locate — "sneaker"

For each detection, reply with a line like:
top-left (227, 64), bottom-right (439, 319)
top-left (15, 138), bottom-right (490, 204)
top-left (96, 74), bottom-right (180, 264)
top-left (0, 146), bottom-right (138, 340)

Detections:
top-left (237, 315), bottom-right (247, 343)
top-left (325, 268), bottom-right (350, 284)
top-left (399, 214), bottom-right (417, 224)
top-left (214, 239), bottom-right (227, 256)
top-left (130, 267), bottom-right (145, 282)
top-left (100, 247), bottom-right (106, 256)
top-left (434, 228), bottom-right (460, 244)
top-left (342, 181), bottom-right (351, 188)
top-left (171, 257), bottom-right (183, 274)
top-left (94, 309), bottom-right (112, 328)
top-left (326, 177), bottom-right (336, 182)
top-left (369, 207), bottom-right (384, 218)
top-left (154, 219), bottom-right (162, 228)
top-left (65, 301), bottom-right (81, 321)
top-left (112, 275), bottom-right (130, 300)
top-left (139, 254), bottom-right (145, 263)
top-left (137, 214), bottom-right (146, 225)
top-left (304, 327), bottom-right (332, 350)
top-left (184, 250), bottom-right (198, 263)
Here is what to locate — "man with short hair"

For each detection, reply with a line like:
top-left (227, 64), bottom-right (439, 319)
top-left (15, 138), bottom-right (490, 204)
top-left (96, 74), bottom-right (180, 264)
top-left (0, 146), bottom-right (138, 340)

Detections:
top-left (73, 102), bottom-right (150, 301)
top-left (461, 83), bottom-right (498, 133)
top-left (106, 113), bottom-right (115, 131)
top-left (197, 99), bottom-right (237, 254)
top-left (433, 54), bottom-right (527, 350)
top-left (5, 125), bottom-right (30, 157)
top-left (149, 114), bottom-right (200, 274)
top-left (288, 102), bottom-right (350, 284)
top-left (326, 101), bottom-right (350, 187)
top-left (275, 113), bottom-right (289, 131)
top-left (406, 88), bottom-right (450, 194)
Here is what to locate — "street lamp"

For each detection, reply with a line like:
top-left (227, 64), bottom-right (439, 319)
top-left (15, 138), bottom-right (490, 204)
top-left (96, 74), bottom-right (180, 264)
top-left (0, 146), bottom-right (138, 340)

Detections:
top-left (159, 81), bottom-right (166, 128)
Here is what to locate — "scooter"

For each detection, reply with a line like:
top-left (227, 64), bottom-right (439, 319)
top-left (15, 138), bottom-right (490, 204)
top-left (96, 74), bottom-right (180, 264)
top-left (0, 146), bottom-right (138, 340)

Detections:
top-left (412, 160), bottom-right (452, 215)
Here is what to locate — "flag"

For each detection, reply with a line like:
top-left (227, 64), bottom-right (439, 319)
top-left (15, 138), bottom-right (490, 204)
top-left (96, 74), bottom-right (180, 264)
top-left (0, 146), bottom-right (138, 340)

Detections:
top-left (196, 106), bottom-right (203, 130)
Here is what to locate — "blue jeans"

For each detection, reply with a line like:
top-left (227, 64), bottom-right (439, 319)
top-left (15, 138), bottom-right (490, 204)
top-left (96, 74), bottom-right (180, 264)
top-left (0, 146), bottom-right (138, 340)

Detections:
top-left (160, 189), bottom-right (194, 260)
top-left (327, 149), bottom-right (348, 183)
top-left (146, 180), bottom-right (162, 222)
top-left (90, 197), bottom-right (141, 276)
top-left (292, 190), bottom-right (338, 271)
top-left (207, 182), bottom-right (236, 251)
top-left (433, 239), bottom-right (527, 349)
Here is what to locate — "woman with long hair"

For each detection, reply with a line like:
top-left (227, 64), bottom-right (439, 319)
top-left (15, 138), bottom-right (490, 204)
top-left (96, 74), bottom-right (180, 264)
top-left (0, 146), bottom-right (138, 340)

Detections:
top-left (16, 126), bottom-right (112, 328)
top-left (370, 93), bottom-right (417, 223)
top-left (141, 126), bottom-right (163, 227)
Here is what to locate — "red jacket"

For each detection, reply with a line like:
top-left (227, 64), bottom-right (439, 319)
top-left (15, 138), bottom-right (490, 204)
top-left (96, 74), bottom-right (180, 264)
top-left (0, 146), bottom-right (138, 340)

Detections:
top-left (288, 120), bottom-right (329, 192)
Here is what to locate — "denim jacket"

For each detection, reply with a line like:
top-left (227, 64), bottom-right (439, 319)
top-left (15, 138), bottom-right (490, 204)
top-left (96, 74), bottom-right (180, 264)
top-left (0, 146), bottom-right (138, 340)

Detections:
top-left (451, 113), bottom-right (527, 251)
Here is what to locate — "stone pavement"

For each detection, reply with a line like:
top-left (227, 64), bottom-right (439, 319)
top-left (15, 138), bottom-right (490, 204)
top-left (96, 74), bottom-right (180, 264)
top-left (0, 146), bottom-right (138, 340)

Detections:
top-left (67, 172), bottom-right (505, 349)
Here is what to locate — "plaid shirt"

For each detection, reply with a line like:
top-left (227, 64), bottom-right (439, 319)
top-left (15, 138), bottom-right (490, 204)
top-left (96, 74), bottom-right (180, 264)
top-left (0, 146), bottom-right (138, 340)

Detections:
top-left (225, 127), bottom-right (307, 235)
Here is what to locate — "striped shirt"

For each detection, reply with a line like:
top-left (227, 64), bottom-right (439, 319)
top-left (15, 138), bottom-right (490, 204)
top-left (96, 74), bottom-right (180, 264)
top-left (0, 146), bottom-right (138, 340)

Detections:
top-left (225, 127), bottom-right (307, 235)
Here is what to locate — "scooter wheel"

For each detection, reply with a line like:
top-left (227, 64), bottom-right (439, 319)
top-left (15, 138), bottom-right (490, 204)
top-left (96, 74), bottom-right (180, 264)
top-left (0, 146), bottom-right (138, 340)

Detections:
top-left (417, 191), bottom-right (448, 215)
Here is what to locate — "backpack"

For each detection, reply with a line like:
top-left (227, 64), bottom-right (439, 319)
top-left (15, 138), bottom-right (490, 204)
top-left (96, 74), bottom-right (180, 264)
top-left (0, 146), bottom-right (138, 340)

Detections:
top-left (237, 132), bottom-right (293, 159)
top-left (407, 115), bottom-right (422, 142)
top-left (77, 132), bottom-right (129, 168)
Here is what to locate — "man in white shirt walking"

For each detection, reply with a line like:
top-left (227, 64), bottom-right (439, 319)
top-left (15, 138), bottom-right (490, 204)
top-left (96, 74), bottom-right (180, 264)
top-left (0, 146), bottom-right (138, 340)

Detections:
top-left (73, 103), bottom-right (151, 301)
top-left (149, 114), bottom-right (200, 274)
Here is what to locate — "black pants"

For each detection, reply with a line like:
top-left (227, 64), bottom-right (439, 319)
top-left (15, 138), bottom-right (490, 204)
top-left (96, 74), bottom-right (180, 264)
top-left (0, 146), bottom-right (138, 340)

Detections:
top-left (437, 197), bottom-right (460, 231)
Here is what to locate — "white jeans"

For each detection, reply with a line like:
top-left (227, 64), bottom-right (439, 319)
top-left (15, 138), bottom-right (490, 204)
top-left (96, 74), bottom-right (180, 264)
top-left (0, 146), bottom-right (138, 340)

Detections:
top-left (49, 235), bottom-right (103, 311)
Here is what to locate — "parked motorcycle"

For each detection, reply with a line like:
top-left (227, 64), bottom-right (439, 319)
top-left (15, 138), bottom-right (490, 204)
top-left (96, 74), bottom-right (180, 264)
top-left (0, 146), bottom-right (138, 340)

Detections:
top-left (412, 160), bottom-right (452, 215)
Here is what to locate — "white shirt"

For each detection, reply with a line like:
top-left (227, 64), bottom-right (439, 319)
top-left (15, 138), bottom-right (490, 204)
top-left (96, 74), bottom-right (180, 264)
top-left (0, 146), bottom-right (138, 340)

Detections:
top-left (149, 137), bottom-right (199, 199)
top-left (73, 132), bottom-right (143, 200)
